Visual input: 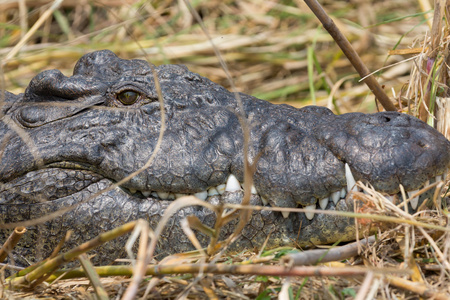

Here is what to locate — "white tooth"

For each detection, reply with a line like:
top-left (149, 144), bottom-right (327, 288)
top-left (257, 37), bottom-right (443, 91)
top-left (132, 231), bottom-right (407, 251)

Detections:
top-left (425, 180), bottom-right (430, 187)
top-left (340, 187), bottom-right (346, 198)
top-left (216, 184), bottom-right (226, 195)
top-left (319, 197), bottom-right (329, 210)
top-left (305, 205), bottom-right (315, 220)
top-left (194, 191), bottom-right (208, 201)
top-left (331, 191), bottom-right (340, 204)
top-left (168, 193), bottom-right (175, 200)
top-left (444, 170), bottom-right (448, 180)
top-left (281, 211), bottom-right (290, 219)
top-left (207, 187), bottom-right (219, 196)
top-left (261, 196), bottom-right (269, 206)
top-left (436, 175), bottom-right (442, 183)
top-left (225, 174), bottom-right (241, 192)
top-left (345, 163), bottom-right (357, 192)
top-left (409, 189), bottom-right (420, 210)
top-left (129, 188), bottom-right (137, 194)
top-left (157, 191), bottom-right (169, 199)
top-left (240, 183), bottom-right (257, 194)
top-left (408, 189), bottom-right (419, 198)
top-left (142, 191), bottom-right (151, 197)
top-left (175, 193), bottom-right (187, 199)
top-left (151, 192), bottom-right (159, 198)
top-left (385, 195), bottom-right (394, 203)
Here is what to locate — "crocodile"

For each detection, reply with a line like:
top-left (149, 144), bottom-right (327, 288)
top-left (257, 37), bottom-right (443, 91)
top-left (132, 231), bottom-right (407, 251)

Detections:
top-left (1, 50), bottom-right (449, 267)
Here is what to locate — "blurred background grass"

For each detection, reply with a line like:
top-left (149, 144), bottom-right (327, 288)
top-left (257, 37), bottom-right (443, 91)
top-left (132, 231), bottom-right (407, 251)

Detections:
top-left (0, 0), bottom-right (430, 113)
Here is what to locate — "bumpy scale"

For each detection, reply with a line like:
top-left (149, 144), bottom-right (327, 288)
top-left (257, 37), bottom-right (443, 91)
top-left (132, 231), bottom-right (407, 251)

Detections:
top-left (0, 50), bottom-right (449, 267)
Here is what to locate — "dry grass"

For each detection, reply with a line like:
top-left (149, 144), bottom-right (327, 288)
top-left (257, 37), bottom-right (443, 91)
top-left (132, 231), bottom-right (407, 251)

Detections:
top-left (1, 0), bottom-right (430, 111)
top-left (1, 0), bottom-right (450, 299)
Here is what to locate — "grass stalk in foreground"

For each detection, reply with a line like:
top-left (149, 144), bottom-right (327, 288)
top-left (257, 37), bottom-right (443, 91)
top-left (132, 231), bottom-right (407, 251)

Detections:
top-left (6, 221), bottom-right (137, 288)
top-left (45, 263), bottom-right (409, 281)
top-left (78, 254), bottom-right (109, 300)
top-left (0, 227), bottom-right (26, 263)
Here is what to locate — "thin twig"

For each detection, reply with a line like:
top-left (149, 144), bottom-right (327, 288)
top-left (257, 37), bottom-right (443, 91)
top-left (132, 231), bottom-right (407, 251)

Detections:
top-left (303, 0), bottom-right (396, 111)
top-left (282, 236), bottom-right (376, 266)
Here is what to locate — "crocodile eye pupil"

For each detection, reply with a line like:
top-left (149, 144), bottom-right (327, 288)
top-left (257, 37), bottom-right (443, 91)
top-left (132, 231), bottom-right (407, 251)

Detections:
top-left (117, 90), bottom-right (139, 105)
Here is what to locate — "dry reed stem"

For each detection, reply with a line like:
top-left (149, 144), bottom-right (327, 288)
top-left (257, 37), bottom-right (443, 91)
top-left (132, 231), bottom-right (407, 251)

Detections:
top-left (355, 271), bottom-right (374, 300)
top-left (122, 220), bottom-right (149, 300)
top-left (0, 227), bottom-right (26, 263)
top-left (45, 263), bottom-right (409, 280)
top-left (6, 231), bottom-right (71, 282)
top-left (283, 236), bottom-right (377, 266)
top-left (386, 275), bottom-right (449, 300)
top-left (78, 254), bottom-right (109, 300)
top-left (7, 221), bottom-right (137, 287)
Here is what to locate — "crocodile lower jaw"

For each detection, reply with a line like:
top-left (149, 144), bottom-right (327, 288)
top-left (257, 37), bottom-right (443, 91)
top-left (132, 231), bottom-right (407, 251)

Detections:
top-left (1, 164), bottom-right (446, 224)
top-left (120, 164), bottom-right (448, 221)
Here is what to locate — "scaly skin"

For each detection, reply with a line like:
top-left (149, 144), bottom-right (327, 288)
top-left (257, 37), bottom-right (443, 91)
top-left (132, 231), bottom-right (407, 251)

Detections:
top-left (0, 50), bottom-right (449, 266)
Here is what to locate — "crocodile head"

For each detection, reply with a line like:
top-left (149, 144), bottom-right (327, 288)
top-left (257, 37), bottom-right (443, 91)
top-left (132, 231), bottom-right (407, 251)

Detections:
top-left (1, 50), bottom-right (449, 265)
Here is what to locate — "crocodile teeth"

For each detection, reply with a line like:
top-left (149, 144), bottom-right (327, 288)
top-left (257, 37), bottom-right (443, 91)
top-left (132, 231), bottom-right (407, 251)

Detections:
top-left (157, 191), bottom-right (170, 199)
top-left (168, 193), bottom-right (175, 200)
top-left (142, 191), bottom-right (151, 197)
top-left (305, 204), bottom-right (315, 220)
top-left (331, 191), bottom-right (340, 204)
top-left (340, 187), bottom-right (346, 198)
top-left (175, 193), bottom-right (188, 199)
top-left (436, 175), bottom-right (442, 183)
top-left (319, 197), bottom-right (329, 210)
top-left (194, 191), bottom-right (208, 201)
top-left (240, 183), bottom-right (258, 194)
top-left (281, 211), bottom-right (290, 219)
top-left (261, 196), bottom-right (269, 206)
top-left (207, 187), bottom-right (219, 196)
top-left (345, 163), bottom-right (356, 192)
top-left (129, 188), bottom-right (137, 194)
top-left (225, 174), bottom-right (241, 192)
top-left (408, 189), bottom-right (420, 210)
top-left (444, 170), bottom-right (447, 180)
top-left (216, 184), bottom-right (226, 195)
top-left (385, 195), bottom-right (394, 203)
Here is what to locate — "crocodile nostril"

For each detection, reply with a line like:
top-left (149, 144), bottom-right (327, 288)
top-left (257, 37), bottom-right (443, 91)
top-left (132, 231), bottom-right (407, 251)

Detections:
top-left (417, 140), bottom-right (429, 148)
top-left (383, 116), bottom-right (391, 122)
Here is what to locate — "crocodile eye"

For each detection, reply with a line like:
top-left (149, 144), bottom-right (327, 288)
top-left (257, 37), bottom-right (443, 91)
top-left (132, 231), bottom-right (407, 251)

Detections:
top-left (117, 90), bottom-right (140, 105)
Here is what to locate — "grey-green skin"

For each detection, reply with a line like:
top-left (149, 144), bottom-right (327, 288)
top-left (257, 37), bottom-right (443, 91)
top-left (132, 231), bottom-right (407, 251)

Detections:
top-left (0, 50), bottom-right (449, 267)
